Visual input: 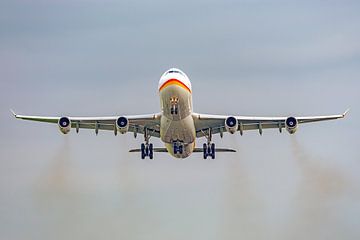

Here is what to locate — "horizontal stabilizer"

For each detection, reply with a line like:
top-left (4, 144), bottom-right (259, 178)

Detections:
top-left (129, 148), bottom-right (236, 153)
top-left (129, 148), bottom-right (168, 153)
top-left (193, 148), bottom-right (236, 153)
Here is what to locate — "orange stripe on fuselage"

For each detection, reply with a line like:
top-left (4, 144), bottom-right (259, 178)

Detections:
top-left (159, 79), bottom-right (191, 93)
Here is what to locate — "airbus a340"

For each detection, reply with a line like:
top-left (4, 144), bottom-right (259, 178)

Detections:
top-left (13, 68), bottom-right (348, 159)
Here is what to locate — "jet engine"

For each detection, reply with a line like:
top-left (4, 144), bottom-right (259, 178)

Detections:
top-left (116, 116), bottom-right (129, 134)
top-left (225, 116), bottom-right (238, 134)
top-left (58, 117), bottom-right (71, 134)
top-left (285, 116), bottom-right (298, 134)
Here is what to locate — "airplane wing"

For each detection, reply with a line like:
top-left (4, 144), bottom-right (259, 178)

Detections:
top-left (193, 109), bottom-right (349, 138)
top-left (11, 110), bottom-right (161, 138)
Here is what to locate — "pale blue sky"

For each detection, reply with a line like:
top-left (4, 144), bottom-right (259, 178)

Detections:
top-left (1, 1), bottom-right (359, 240)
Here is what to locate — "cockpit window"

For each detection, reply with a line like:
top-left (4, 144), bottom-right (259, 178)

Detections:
top-left (167, 70), bottom-right (184, 76)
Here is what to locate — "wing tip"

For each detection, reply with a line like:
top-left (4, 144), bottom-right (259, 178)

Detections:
top-left (215, 148), bottom-right (237, 153)
top-left (343, 108), bottom-right (350, 117)
top-left (10, 109), bottom-right (17, 118)
top-left (129, 149), bottom-right (140, 153)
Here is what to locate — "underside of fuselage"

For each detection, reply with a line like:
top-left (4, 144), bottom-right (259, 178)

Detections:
top-left (159, 82), bottom-right (196, 158)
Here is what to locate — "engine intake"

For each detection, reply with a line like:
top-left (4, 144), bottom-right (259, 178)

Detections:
top-left (58, 117), bottom-right (71, 134)
top-left (285, 116), bottom-right (298, 134)
top-left (225, 116), bottom-right (238, 134)
top-left (116, 116), bottom-right (129, 134)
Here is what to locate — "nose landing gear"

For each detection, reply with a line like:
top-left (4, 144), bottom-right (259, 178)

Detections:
top-left (170, 105), bottom-right (178, 115)
top-left (170, 97), bottom-right (179, 115)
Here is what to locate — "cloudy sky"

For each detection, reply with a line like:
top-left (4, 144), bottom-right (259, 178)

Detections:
top-left (1, 0), bottom-right (359, 239)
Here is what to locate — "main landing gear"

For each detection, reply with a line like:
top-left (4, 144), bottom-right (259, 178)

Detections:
top-left (203, 143), bottom-right (215, 159)
top-left (173, 141), bottom-right (184, 155)
top-left (141, 143), bottom-right (153, 159)
top-left (202, 128), bottom-right (215, 159)
top-left (141, 128), bottom-right (153, 159)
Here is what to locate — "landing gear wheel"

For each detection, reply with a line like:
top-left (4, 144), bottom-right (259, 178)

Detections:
top-left (203, 143), bottom-right (208, 159)
top-left (149, 143), bottom-right (153, 159)
top-left (141, 143), bottom-right (146, 159)
top-left (170, 105), bottom-right (178, 115)
top-left (173, 144), bottom-right (178, 154)
top-left (211, 143), bottom-right (215, 159)
top-left (178, 145), bottom-right (183, 154)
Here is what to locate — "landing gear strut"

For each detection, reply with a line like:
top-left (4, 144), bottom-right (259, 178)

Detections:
top-left (202, 128), bottom-right (215, 159)
top-left (141, 128), bottom-right (153, 159)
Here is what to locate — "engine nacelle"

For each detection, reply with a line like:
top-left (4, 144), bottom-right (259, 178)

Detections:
top-left (285, 116), bottom-right (298, 134)
top-left (225, 116), bottom-right (238, 134)
top-left (58, 117), bottom-right (71, 134)
top-left (116, 116), bottom-right (129, 134)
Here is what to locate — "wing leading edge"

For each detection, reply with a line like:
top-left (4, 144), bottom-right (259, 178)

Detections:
top-left (193, 109), bottom-right (349, 138)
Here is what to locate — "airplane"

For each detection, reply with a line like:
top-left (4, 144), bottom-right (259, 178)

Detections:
top-left (12, 68), bottom-right (348, 159)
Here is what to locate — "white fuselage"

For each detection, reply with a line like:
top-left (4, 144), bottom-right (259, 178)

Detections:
top-left (158, 68), bottom-right (196, 158)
